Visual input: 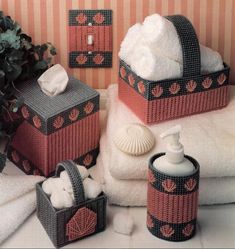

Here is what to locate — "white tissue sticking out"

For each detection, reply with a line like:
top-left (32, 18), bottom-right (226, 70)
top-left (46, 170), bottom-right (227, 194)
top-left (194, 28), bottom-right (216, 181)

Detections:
top-left (42, 177), bottom-right (64, 196)
top-left (50, 190), bottom-right (74, 209)
top-left (37, 64), bottom-right (69, 97)
top-left (113, 213), bottom-right (134, 235)
top-left (83, 178), bottom-right (102, 199)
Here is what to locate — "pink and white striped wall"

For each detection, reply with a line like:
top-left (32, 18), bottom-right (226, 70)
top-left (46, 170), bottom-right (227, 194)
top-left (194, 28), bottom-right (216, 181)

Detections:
top-left (0, 0), bottom-right (234, 88)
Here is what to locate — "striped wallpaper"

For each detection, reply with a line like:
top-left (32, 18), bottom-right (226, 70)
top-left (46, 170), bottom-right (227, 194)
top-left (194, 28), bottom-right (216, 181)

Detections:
top-left (0, 0), bottom-right (234, 88)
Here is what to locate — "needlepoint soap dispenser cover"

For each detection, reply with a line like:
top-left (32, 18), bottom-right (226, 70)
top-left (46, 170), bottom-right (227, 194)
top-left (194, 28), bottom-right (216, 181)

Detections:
top-left (147, 125), bottom-right (200, 242)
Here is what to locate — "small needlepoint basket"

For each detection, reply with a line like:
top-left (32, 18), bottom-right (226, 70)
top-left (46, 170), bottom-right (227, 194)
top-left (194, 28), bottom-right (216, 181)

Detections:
top-left (36, 160), bottom-right (107, 248)
top-left (147, 153), bottom-right (200, 242)
top-left (118, 15), bottom-right (230, 124)
top-left (8, 76), bottom-right (100, 176)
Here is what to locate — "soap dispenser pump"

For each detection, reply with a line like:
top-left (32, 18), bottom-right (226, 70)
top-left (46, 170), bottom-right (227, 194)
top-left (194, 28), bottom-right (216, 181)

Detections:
top-left (147, 125), bottom-right (200, 242)
top-left (153, 125), bottom-right (195, 176)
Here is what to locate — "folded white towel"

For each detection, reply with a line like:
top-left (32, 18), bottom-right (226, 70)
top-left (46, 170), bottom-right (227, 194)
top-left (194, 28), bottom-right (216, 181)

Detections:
top-left (90, 133), bottom-right (235, 207)
top-left (106, 85), bottom-right (235, 180)
top-left (130, 45), bottom-right (182, 81)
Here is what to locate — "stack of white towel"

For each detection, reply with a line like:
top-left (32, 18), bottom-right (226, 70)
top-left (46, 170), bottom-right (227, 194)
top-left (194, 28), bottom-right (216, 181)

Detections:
top-left (90, 84), bottom-right (235, 206)
top-left (119, 14), bottom-right (224, 81)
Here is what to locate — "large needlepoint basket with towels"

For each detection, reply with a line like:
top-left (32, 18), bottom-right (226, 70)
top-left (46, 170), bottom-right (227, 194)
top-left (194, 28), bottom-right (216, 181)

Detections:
top-left (8, 77), bottom-right (100, 177)
top-left (118, 15), bottom-right (230, 124)
top-left (36, 160), bottom-right (107, 247)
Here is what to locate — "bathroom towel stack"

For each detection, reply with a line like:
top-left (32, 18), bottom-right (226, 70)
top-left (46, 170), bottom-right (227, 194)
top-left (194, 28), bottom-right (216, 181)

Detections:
top-left (90, 84), bottom-right (235, 206)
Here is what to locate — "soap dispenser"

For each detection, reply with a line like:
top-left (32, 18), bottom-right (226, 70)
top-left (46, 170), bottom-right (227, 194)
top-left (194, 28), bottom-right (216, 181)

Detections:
top-left (147, 125), bottom-right (200, 242)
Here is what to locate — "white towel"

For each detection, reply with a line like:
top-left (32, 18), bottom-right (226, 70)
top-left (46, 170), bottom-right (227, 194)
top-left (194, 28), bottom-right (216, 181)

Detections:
top-left (90, 132), bottom-right (235, 207)
top-left (106, 84), bottom-right (235, 180)
top-left (130, 45), bottom-right (182, 81)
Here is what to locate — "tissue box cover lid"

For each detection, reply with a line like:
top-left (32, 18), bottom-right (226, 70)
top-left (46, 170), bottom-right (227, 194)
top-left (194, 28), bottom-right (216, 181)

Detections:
top-left (17, 76), bottom-right (99, 135)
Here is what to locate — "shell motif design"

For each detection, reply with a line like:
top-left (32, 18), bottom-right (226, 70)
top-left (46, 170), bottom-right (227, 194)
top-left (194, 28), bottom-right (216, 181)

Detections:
top-left (21, 106), bottom-right (30, 119)
top-left (76, 54), bottom-right (88, 65)
top-left (217, 73), bottom-right (227, 85)
top-left (22, 160), bottom-right (31, 173)
top-left (84, 102), bottom-right (94, 114)
top-left (93, 54), bottom-right (104, 65)
top-left (120, 66), bottom-right (126, 79)
top-left (66, 207), bottom-right (97, 241)
top-left (12, 151), bottom-right (20, 163)
top-left (162, 179), bottom-right (176, 193)
top-left (169, 82), bottom-right (180, 95)
top-left (182, 224), bottom-right (194, 237)
top-left (83, 154), bottom-right (93, 167)
top-left (93, 12), bottom-right (105, 24)
top-left (147, 214), bottom-right (154, 229)
top-left (137, 81), bottom-right (146, 94)
top-left (33, 169), bottom-right (41, 176)
top-left (152, 85), bottom-right (163, 98)
top-left (160, 225), bottom-right (175, 238)
top-left (184, 178), bottom-right (197, 191)
top-left (128, 74), bottom-right (135, 86)
top-left (53, 116), bottom-right (64, 129)
top-left (148, 170), bottom-right (156, 184)
top-left (69, 108), bottom-right (79, 122)
top-left (76, 13), bottom-right (87, 24)
top-left (202, 77), bottom-right (212, 89)
top-left (33, 115), bottom-right (42, 129)
top-left (186, 80), bottom-right (197, 92)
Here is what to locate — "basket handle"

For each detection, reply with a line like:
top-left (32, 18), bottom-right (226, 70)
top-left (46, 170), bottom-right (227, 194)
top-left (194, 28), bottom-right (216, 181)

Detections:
top-left (55, 160), bottom-right (85, 206)
top-left (165, 15), bottom-right (201, 77)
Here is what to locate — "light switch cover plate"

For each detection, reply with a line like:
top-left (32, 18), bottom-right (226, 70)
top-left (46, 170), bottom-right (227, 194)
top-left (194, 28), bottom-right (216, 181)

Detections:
top-left (69, 9), bottom-right (112, 68)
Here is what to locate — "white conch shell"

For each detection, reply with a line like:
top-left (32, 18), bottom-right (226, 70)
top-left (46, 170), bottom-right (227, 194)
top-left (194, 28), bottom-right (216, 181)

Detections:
top-left (113, 123), bottom-right (155, 156)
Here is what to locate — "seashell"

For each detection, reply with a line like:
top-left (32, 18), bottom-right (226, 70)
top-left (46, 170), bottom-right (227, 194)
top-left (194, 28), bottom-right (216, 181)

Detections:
top-left (69, 108), bottom-right (79, 122)
top-left (137, 81), bottom-right (146, 94)
top-left (217, 73), bottom-right (226, 85)
top-left (12, 151), bottom-right (20, 163)
top-left (33, 169), bottom-right (41, 176)
top-left (93, 12), bottom-right (105, 24)
top-left (76, 54), bottom-right (88, 65)
top-left (169, 82), bottom-right (180, 94)
top-left (83, 154), bottom-right (93, 167)
top-left (53, 116), bottom-right (64, 129)
top-left (66, 207), bottom-right (97, 241)
top-left (147, 214), bottom-right (154, 229)
top-left (113, 123), bottom-right (155, 156)
top-left (148, 170), bottom-right (156, 184)
top-left (182, 224), bottom-right (194, 237)
top-left (33, 115), bottom-right (42, 129)
top-left (84, 102), bottom-right (94, 114)
top-left (162, 179), bottom-right (176, 192)
top-left (186, 80), bottom-right (197, 92)
top-left (93, 54), bottom-right (104, 65)
top-left (184, 178), bottom-right (197, 191)
top-left (21, 106), bottom-right (30, 119)
top-left (160, 225), bottom-right (175, 238)
top-left (120, 66), bottom-right (126, 79)
top-left (22, 160), bottom-right (31, 173)
top-left (152, 85), bottom-right (163, 97)
top-left (202, 77), bottom-right (212, 89)
top-left (76, 13), bottom-right (87, 24)
top-left (128, 74), bottom-right (135, 86)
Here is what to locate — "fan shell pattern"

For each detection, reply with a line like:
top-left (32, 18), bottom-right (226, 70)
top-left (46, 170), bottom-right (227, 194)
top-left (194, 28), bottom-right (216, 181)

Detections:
top-left (83, 154), bottom-right (93, 167)
top-left (66, 207), bottom-right (97, 241)
top-left (162, 179), bottom-right (176, 193)
top-left (160, 225), bottom-right (175, 238)
top-left (184, 178), bottom-right (197, 191)
top-left (182, 224), bottom-right (194, 237)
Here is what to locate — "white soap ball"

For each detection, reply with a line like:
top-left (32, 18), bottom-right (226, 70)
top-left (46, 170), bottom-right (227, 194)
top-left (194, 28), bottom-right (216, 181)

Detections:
top-left (42, 177), bottom-right (64, 196)
top-left (50, 190), bottom-right (74, 209)
top-left (83, 178), bottom-right (102, 199)
top-left (113, 213), bottom-right (134, 235)
top-left (76, 165), bottom-right (89, 179)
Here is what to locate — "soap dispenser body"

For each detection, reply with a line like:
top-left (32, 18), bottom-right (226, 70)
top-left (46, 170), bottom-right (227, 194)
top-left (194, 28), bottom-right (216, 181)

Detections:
top-left (147, 153), bottom-right (200, 242)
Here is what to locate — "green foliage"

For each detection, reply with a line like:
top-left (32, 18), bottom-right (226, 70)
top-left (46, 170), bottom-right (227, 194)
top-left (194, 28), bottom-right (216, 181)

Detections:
top-left (0, 11), bottom-right (57, 167)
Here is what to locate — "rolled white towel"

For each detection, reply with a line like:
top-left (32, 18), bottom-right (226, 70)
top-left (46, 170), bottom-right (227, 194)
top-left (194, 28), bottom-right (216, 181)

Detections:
top-left (60, 165), bottom-right (89, 193)
top-left (83, 178), bottom-right (102, 199)
top-left (50, 189), bottom-right (74, 209)
top-left (42, 177), bottom-right (64, 196)
top-left (130, 45), bottom-right (182, 81)
top-left (118, 23), bottom-right (143, 65)
top-left (113, 213), bottom-right (134, 235)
